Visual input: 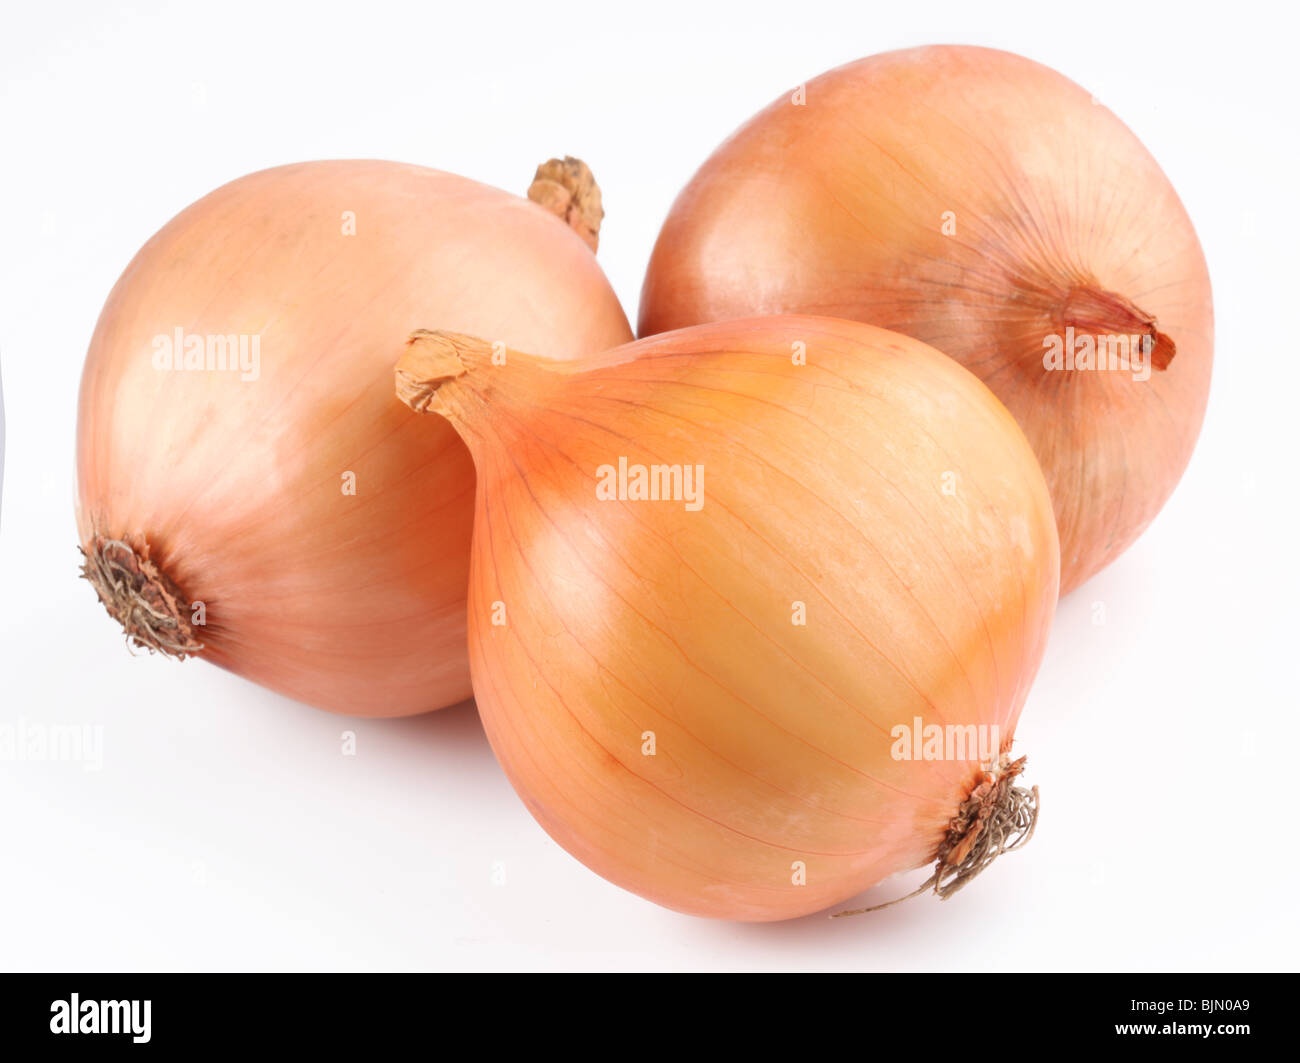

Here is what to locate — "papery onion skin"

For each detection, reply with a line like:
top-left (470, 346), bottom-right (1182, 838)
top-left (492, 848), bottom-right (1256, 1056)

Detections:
top-left (77, 159), bottom-right (632, 716)
top-left (638, 45), bottom-right (1214, 594)
top-left (397, 317), bottom-right (1059, 920)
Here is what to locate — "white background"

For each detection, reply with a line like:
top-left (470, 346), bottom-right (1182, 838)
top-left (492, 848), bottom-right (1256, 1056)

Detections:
top-left (2, 0), bottom-right (1297, 972)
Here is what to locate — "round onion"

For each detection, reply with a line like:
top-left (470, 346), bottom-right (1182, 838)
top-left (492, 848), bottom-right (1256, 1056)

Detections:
top-left (639, 45), bottom-right (1213, 593)
top-left (77, 158), bottom-right (632, 716)
top-left (395, 316), bottom-right (1059, 920)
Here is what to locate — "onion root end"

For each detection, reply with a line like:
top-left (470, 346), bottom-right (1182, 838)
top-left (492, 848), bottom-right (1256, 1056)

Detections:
top-left (79, 536), bottom-right (204, 659)
top-left (832, 754), bottom-right (1039, 917)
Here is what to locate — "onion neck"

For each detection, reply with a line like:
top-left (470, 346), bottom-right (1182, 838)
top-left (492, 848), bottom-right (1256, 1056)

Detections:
top-left (80, 536), bottom-right (203, 658)
top-left (1059, 285), bottom-right (1175, 370)
top-left (395, 330), bottom-right (556, 452)
top-left (527, 156), bottom-right (604, 253)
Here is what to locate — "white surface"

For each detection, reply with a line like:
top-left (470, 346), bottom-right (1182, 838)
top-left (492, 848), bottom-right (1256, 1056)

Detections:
top-left (1, 0), bottom-right (1297, 972)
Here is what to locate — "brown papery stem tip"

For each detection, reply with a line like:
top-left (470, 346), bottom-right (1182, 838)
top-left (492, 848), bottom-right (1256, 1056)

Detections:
top-left (80, 536), bottom-right (203, 658)
top-left (831, 754), bottom-right (1039, 917)
top-left (1062, 285), bottom-right (1176, 370)
top-left (527, 156), bottom-right (604, 253)
top-left (395, 330), bottom-right (508, 414)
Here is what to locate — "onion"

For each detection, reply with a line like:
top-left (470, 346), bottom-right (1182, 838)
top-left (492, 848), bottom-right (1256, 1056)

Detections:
top-left (639, 45), bottom-right (1213, 593)
top-left (77, 157), bottom-right (632, 716)
top-left (395, 317), bottom-right (1059, 920)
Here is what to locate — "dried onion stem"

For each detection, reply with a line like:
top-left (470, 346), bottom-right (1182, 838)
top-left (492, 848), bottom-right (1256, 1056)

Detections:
top-left (527, 156), bottom-right (604, 252)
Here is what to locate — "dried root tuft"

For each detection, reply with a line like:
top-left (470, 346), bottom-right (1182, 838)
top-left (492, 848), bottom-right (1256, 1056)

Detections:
top-left (833, 754), bottom-right (1039, 917)
top-left (79, 536), bottom-right (203, 658)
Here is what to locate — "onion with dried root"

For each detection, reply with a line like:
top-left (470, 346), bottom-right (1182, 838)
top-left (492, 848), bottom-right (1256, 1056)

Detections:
top-left (76, 157), bottom-right (631, 716)
top-left (396, 317), bottom-right (1058, 920)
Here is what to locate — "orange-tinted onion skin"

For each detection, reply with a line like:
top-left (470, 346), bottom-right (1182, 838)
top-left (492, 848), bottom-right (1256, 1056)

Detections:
top-left (77, 160), bottom-right (632, 716)
top-left (639, 46), bottom-right (1213, 594)
top-left (445, 317), bottom-right (1058, 920)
